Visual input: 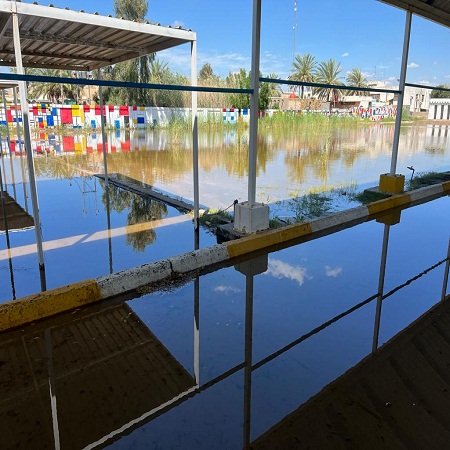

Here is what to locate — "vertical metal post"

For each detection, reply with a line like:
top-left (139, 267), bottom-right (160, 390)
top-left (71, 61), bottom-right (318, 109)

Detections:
top-left (14, 86), bottom-right (29, 212)
top-left (248, 0), bottom-right (262, 205)
top-left (3, 88), bottom-right (16, 199)
top-left (390, 10), bottom-right (412, 175)
top-left (191, 40), bottom-right (199, 232)
top-left (12, 10), bottom-right (46, 277)
top-left (98, 69), bottom-right (113, 274)
top-left (97, 69), bottom-right (108, 182)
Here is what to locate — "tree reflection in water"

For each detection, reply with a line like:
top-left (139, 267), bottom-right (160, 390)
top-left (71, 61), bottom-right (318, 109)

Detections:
top-left (101, 181), bottom-right (168, 252)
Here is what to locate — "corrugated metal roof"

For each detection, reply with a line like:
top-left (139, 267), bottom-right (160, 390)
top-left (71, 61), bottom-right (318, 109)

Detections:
top-left (0, 1), bottom-right (196, 71)
top-left (379, 0), bottom-right (450, 28)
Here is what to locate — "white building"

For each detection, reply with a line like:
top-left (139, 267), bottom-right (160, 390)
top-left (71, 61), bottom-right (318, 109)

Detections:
top-left (428, 98), bottom-right (450, 120)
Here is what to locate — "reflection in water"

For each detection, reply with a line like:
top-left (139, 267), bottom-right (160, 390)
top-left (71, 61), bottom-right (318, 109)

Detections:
top-left (0, 198), bottom-right (448, 448)
top-left (10, 123), bottom-right (447, 210)
top-left (101, 181), bottom-right (168, 252)
top-left (265, 258), bottom-right (311, 286)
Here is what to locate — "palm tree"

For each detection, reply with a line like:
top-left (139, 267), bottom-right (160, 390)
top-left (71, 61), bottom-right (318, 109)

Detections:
top-left (346, 68), bottom-right (368, 96)
top-left (27, 68), bottom-right (83, 103)
top-left (313, 59), bottom-right (344, 108)
top-left (289, 53), bottom-right (317, 98)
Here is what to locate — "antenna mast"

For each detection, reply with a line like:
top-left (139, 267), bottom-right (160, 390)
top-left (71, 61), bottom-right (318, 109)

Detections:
top-left (293, 0), bottom-right (297, 62)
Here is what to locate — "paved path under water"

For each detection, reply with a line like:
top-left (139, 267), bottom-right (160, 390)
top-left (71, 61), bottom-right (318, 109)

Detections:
top-left (252, 293), bottom-right (450, 449)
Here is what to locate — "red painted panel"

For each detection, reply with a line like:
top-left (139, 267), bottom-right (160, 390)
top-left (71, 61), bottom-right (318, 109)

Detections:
top-left (63, 136), bottom-right (75, 152)
top-left (61, 108), bottom-right (73, 124)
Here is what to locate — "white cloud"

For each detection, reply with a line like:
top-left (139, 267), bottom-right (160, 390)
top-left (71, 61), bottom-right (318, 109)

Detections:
top-left (214, 285), bottom-right (242, 294)
top-left (418, 80), bottom-right (430, 85)
top-left (172, 20), bottom-right (184, 28)
top-left (342, 52), bottom-right (349, 57)
top-left (408, 62), bottom-right (420, 68)
top-left (157, 47), bottom-right (251, 77)
top-left (265, 258), bottom-right (312, 286)
top-left (445, 74), bottom-right (450, 79)
top-left (325, 265), bottom-right (342, 278)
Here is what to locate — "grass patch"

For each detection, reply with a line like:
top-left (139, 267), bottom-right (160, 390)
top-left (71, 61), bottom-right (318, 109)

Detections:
top-left (198, 208), bottom-right (233, 227)
top-left (406, 171), bottom-right (450, 190)
top-left (351, 190), bottom-right (391, 204)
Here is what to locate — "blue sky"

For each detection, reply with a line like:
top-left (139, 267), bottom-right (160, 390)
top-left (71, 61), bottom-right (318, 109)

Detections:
top-left (22, 0), bottom-right (450, 87)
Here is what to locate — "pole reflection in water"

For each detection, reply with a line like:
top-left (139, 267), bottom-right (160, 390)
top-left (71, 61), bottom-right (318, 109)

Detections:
top-left (372, 222), bottom-right (391, 353)
top-left (194, 276), bottom-right (200, 384)
top-left (45, 328), bottom-right (61, 450)
top-left (0, 161), bottom-right (16, 299)
top-left (442, 239), bottom-right (450, 301)
top-left (235, 255), bottom-right (268, 449)
top-left (105, 182), bottom-right (113, 274)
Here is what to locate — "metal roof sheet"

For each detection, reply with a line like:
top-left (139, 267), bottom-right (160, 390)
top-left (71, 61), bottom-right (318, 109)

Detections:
top-left (0, 0), bottom-right (196, 71)
top-left (379, 0), bottom-right (450, 28)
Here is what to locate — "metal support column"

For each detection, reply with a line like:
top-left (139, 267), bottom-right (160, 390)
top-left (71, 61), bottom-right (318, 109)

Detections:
top-left (248, 0), bottom-right (262, 205)
top-left (191, 39), bottom-right (199, 232)
top-left (97, 69), bottom-right (109, 183)
top-left (390, 10), bottom-right (412, 175)
top-left (2, 88), bottom-right (16, 199)
top-left (12, 10), bottom-right (46, 279)
top-left (13, 86), bottom-right (28, 211)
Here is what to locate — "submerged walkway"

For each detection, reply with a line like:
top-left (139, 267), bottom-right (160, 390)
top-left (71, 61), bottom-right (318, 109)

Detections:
top-left (252, 293), bottom-right (450, 449)
top-left (96, 173), bottom-right (195, 212)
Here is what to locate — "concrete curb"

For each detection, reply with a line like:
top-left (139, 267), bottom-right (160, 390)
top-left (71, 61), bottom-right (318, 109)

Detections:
top-left (1, 181), bottom-right (448, 331)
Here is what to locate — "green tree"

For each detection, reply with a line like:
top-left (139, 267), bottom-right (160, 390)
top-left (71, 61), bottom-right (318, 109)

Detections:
top-left (430, 84), bottom-right (450, 98)
top-left (346, 68), bottom-right (368, 95)
top-left (199, 63), bottom-right (214, 82)
top-left (227, 68), bottom-right (251, 109)
top-left (289, 53), bottom-right (317, 98)
top-left (313, 59), bottom-right (344, 107)
top-left (114, 0), bottom-right (148, 21)
top-left (103, 0), bottom-right (153, 105)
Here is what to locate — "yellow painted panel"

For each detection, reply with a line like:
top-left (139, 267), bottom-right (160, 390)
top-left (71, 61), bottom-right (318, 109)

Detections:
top-left (72, 105), bottom-right (81, 117)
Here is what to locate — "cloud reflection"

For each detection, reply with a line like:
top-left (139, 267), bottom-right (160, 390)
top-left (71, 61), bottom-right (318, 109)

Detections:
top-left (266, 259), bottom-right (311, 286)
top-left (214, 285), bottom-right (242, 295)
top-left (325, 265), bottom-right (343, 277)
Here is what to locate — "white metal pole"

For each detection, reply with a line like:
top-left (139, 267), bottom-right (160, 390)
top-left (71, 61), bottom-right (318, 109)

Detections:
top-left (248, 0), bottom-right (262, 205)
top-left (12, 10), bottom-right (46, 274)
top-left (3, 89), bottom-right (16, 199)
top-left (390, 10), bottom-right (412, 175)
top-left (191, 40), bottom-right (199, 232)
top-left (97, 69), bottom-right (108, 182)
top-left (13, 86), bottom-right (28, 211)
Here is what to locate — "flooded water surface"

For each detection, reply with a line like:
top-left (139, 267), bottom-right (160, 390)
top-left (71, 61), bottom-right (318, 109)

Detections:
top-left (0, 122), bottom-right (449, 302)
top-left (0, 194), bottom-right (448, 449)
